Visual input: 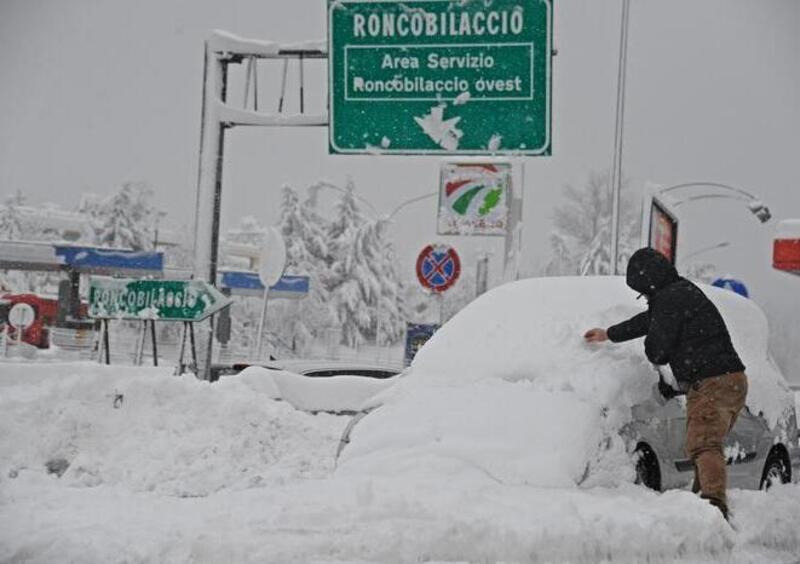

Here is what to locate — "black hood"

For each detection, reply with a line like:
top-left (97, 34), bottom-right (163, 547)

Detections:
top-left (626, 248), bottom-right (679, 295)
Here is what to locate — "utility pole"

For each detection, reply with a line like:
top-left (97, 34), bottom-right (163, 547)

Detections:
top-left (610, 0), bottom-right (631, 275)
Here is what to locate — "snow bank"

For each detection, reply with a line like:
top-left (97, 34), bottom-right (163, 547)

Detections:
top-left (1, 361), bottom-right (798, 563)
top-left (3, 463), bottom-right (799, 563)
top-left (0, 362), bottom-right (347, 497)
top-left (232, 366), bottom-right (399, 413)
top-left (341, 277), bottom-right (794, 487)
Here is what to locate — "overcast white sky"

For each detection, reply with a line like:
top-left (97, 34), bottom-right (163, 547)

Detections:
top-left (1, 0), bottom-right (799, 370)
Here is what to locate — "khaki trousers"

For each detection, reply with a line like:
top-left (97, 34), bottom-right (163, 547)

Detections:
top-left (685, 372), bottom-right (748, 510)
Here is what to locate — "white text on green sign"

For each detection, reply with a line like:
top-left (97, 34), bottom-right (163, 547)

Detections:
top-left (329, 0), bottom-right (552, 155)
top-left (89, 279), bottom-right (231, 322)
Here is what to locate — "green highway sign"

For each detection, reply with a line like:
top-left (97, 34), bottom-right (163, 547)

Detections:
top-left (328, 0), bottom-right (552, 155)
top-left (88, 278), bottom-right (232, 322)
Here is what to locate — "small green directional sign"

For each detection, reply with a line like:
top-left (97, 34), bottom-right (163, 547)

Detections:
top-left (328, 0), bottom-right (552, 155)
top-left (88, 278), bottom-right (232, 322)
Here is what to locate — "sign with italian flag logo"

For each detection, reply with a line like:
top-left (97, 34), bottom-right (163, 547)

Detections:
top-left (438, 162), bottom-right (511, 236)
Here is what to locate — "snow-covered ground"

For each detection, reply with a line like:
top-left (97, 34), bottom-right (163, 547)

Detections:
top-left (1, 361), bottom-right (799, 563)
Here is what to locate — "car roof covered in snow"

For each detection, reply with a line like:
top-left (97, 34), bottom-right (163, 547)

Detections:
top-left (409, 275), bottom-right (791, 426)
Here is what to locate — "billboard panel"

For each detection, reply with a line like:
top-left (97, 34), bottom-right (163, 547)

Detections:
top-left (649, 199), bottom-right (678, 264)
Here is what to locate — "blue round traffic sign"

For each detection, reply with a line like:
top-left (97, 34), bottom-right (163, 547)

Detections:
top-left (711, 278), bottom-right (749, 298)
top-left (416, 244), bottom-right (461, 293)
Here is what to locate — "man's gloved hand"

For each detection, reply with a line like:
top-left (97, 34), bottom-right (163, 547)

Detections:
top-left (658, 378), bottom-right (678, 400)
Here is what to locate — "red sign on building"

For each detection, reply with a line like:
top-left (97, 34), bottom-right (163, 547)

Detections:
top-left (773, 220), bottom-right (800, 274)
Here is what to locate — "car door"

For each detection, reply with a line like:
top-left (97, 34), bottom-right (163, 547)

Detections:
top-left (660, 395), bottom-right (695, 489)
top-left (725, 406), bottom-right (770, 488)
top-left (665, 396), bottom-right (765, 490)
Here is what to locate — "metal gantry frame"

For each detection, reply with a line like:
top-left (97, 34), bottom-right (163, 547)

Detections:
top-left (193, 32), bottom-right (327, 379)
top-left (193, 31), bottom-right (527, 379)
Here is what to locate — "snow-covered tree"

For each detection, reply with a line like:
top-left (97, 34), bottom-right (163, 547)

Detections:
top-left (327, 182), bottom-right (406, 346)
top-left (96, 182), bottom-right (156, 250)
top-left (76, 193), bottom-right (105, 244)
top-left (0, 193), bottom-right (26, 240)
top-left (272, 184), bottom-right (334, 350)
top-left (544, 171), bottom-right (640, 276)
top-left (358, 219), bottom-right (406, 344)
top-left (326, 183), bottom-right (370, 347)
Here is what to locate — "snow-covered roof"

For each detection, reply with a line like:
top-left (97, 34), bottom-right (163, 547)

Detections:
top-left (775, 219), bottom-right (800, 239)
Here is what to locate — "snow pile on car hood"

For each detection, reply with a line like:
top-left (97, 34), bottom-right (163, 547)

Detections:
top-left (339, 276), bottom-right (794, 486)
top-left (236, 365), bottom-right (399, 413)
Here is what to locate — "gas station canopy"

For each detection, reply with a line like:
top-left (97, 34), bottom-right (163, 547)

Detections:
top-left (0, 241), bottom-right (163, 277)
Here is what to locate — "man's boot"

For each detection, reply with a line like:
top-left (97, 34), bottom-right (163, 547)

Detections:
top-left (692, 466), bottom-right (701, 494)
top-left (703, 495), bottom-right (729, 521)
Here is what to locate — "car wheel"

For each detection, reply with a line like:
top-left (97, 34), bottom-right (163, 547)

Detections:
top-left (760, 449), bottom-right (790, 490)
top-left (634, 444), bottom-right (661, 491)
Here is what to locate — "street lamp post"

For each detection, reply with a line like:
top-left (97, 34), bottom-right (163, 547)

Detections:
top-left (678, 241), bottom-right (731, 265)
top-left (639, 181), bottom-right (772, 257)
top-left (609, 0), bottom-right (632, 275)
top-left (657, 182), bottom-right (771, 223)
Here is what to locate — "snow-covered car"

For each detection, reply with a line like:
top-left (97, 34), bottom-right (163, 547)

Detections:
top-left (229, 359), bottom-right (404, 414)
top-left (211, 359), bottom-right (400, 380)
top-left (336, 277), bottom-right (800, 493)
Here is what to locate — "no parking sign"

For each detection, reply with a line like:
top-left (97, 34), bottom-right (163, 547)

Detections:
top-left (416, 244), bottom-right (461, 293)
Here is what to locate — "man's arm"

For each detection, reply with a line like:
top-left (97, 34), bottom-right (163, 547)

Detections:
top-left (606, 311), bottom-right (650, 343)
top-left (643, 297), bottom-right (683, 365)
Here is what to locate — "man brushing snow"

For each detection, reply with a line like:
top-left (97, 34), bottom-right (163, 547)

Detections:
top-left (583, 247), bottom-right (747, 520)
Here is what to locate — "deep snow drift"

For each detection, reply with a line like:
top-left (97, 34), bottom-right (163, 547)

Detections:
top-left (1, 360), bottom-right (799, 562)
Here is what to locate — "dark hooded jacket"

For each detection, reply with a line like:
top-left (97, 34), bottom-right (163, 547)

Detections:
top-left (606, 248), bottom-right (745, 385)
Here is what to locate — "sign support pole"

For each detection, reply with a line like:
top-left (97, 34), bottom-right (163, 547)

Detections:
top-left (503, 162), bottom-right (525, 283)
top-left (135, 322), bottom-right (146, 366)
top-left (102, 320), bottom-right (111, 365)
top-left (255, 288), bottom-right (270, 361)
top-left (194, 40), bottom-right (229, 380)
top-left (189, 323), bottom-right (198, 371)
top-left (150, 320), bottom-right (158, 367)
top-left (176, 322), bottom-right (188, 375)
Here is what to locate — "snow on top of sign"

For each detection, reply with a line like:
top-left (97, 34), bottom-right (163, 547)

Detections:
top-left (776, 219), bottom-right (800, 239)
top-left (487, 133), bottom-right (503, 152)
top-left (414, 105), bottom-right (463, 151)
top-left (453, 91), bottom-right (471, 106)
top-left (280, 39), bottom-right (326, 53)
top-left (210, 31), bottom-right (324, 57)
top-left (218, 104), bottom-right (328, 127)
top-left (210, 30), bottom-right (280, 56)
top-left (364, 136), bottom-right (393, 154)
